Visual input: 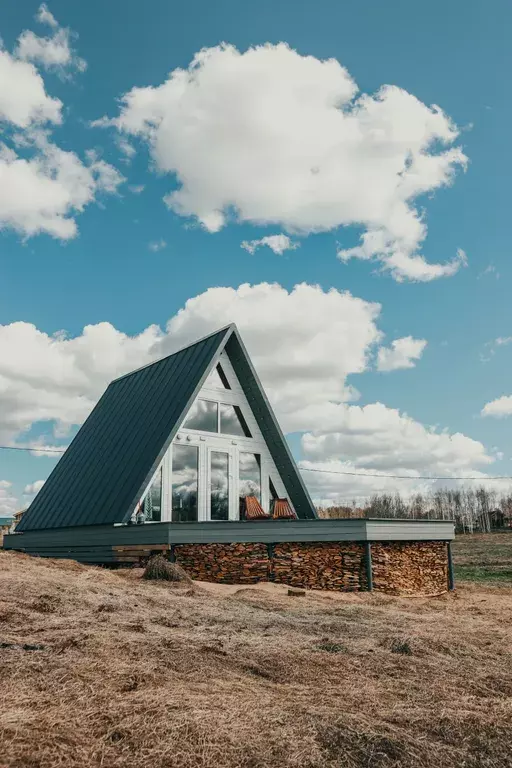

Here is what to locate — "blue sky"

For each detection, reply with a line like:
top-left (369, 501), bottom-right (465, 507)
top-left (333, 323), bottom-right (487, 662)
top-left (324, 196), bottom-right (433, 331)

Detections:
top-left (1, 0), bottom-right (511, 512)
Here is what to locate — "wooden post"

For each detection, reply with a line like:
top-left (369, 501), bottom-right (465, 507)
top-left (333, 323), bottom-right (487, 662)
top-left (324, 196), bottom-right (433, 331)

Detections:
top-left (267, 543), bottom-right (274, 581)
top-left (364, 541), bottom-right (373, 591)
top-left (447, 541), bottom-right (455, 591)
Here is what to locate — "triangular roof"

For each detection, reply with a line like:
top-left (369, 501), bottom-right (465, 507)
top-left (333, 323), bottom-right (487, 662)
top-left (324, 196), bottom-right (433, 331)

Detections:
top-left (17, 324), bottom-right (317, 531)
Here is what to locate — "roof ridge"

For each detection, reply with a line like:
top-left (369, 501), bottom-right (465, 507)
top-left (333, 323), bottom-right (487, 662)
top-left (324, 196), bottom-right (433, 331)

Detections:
top-left (111, 323), bottom-right (236, 384)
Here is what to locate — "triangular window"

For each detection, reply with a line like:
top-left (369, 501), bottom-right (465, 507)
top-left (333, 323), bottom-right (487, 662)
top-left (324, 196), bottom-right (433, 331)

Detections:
top-left (220, 403), bottom-right (252, 437)
top-left (205, 363), bottom-right (231, 389)
top-left (183, 399), bottom-right (218, 432)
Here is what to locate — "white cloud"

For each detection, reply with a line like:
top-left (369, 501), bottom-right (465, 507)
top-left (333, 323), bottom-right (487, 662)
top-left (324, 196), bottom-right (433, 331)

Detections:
top-left (37, 4), bottom-right (59, 29)
top-left (0, 283), bottom-right (380, 448)
top-left (23, 480), bottom-right (45, 496)
top-left (478, 263), bottom-right (500, 280)
top-left (0, 319), bottom-right (164, 448)
top-left (164, 283), bottom-right (381, 419)
top-left (480, 335), bottom-right (512, 362)
top-left (0, 49), bottom-right (62, 127)
top-left (117, 136), bottom-right (136, 160)
top-left (128, 184), bottom-right (145, 194)
top-left (299, 401), bottom-right (495, 503)
top-left (241, 233), bottom-right (299, 255)
top-left (340, 246), bottom-right (468, 284)
top-left (0, 17), bottom-right (121, 240)
top-left (376, 335), bottom-right (427, 372)
top-left (15, 5), bottom-right (87, 75)
top-left (96, 42), bottom-right (467, 282)
top-left (481, 395), bottom-right (512, 419)
top-left (0, 481), bottom-right (18, 516)
top-left (148, 239), bottom-right (167, 251)
top-left (300, 401), bottom-right (491, 471)
top-left (0, 282), bottom-right (497, 503)
top-left (0, 136), bottom-right (124, 239)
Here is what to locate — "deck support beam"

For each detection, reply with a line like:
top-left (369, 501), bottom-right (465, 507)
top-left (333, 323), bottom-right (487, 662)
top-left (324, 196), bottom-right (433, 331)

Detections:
top-left (447, 541), bottom-right (455, 591)
top-left (364, 540), bottom-right (373, 592)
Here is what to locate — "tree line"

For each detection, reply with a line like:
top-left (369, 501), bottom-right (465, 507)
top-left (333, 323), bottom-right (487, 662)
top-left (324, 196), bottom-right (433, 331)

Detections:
top-left (317, 486), bottom-right (512, 533)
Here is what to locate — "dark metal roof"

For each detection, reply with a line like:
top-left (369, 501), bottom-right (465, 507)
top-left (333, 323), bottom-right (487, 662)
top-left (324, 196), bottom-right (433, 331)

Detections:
top-left (17, 327), bottom-right (231, 531)
top-left (17, 324), bottom-right (317, 532)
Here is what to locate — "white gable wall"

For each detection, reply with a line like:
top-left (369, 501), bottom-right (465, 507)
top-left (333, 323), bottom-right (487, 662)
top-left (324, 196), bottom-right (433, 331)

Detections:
top-left (148, 350), bottom-right (293, 522)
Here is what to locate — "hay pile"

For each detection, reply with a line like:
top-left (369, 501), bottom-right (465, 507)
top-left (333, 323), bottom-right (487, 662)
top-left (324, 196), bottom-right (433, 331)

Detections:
top-left (143, 554), bottom-right (192, 583)
top-left (1, 548), bottom-right (512, 768)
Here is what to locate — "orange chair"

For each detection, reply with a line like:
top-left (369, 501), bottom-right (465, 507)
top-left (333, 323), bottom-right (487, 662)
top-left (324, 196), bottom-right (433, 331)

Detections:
top-left (272, 498), bottom-right (297, 520)
top-left (243, 495), bottom-right (271, 520)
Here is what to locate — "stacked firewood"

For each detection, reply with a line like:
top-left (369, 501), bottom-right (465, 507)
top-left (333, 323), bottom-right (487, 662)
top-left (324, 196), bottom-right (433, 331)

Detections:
top-left (371, 541), bottom-right (448, 595)
top-left (272, 542), bottom-right (366, 591)
top-left (174, 542), bottom-right (269, 584)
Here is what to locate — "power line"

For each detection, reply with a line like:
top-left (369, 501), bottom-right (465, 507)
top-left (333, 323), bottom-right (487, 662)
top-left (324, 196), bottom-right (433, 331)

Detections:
top-left (1, 443), bottom-right (511, 482)
top-left (0, 445), bottom-right (66, 454)
top-left (299, 466), bottom-right (512, 481)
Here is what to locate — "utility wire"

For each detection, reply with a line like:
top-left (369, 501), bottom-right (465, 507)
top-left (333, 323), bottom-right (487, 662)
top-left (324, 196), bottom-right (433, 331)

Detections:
top-left (299, 467), bottom-right (512, 481)
top-left (0, 445), bottom-right (66, 454)
top-left (1, 443), bottom-right (511, 481)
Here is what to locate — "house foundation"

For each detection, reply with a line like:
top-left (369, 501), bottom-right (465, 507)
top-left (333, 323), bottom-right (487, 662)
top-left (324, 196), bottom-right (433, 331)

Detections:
top-left (4, 519), bottom-right (453, 596)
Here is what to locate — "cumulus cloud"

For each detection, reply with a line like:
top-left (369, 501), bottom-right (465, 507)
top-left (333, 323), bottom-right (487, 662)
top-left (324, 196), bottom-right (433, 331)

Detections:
top-left (117, 136), bottom-right (136, 161)
top-left (0, 319), bottom-right (164, 448)
top-left (15, 4), bottom-right (87, 75)
top-left (0, 481), bottom-right (18, 516)
top-left (0, 49), bottom-right (62, 127)
top-left (164, 283), bottom-right (381, 418)
top-left (481, 396), bottom-right (512, 419)
top-left (340, 246), bottom-right (468, 284)
top-left (0, 17), bottom-right (122, 240)
top-left (95, 42), bottom-right (467, 282)
top-left (299, 401), bottom-right (494, 503)
top-left (37, 4), bottom-right (59, 29)
top-left (0, 136), bottom-right (124, 239)
top-left (0, 282), bottom-right (497, 503)
top-left (377, 336), bottom-right (427, 372)
top-left (24, 480), bottom-right (45, 496)
top-left (241, 234), bottom-right (299, 256)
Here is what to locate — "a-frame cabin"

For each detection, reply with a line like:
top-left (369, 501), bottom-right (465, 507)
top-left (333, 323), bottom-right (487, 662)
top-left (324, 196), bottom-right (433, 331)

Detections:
top-left (5, 324), bottom-right (455, 595)
top-left (15, 324), bottom-right (316, 533)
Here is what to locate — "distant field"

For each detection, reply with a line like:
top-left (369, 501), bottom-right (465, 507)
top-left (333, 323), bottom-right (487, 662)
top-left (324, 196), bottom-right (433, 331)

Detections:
top-left (452, 531), bottom-right (512, 585)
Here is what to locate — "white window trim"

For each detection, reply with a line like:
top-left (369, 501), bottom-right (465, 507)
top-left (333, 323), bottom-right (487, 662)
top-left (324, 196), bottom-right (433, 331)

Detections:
top-left (141, 351), bottom-right (295, 523)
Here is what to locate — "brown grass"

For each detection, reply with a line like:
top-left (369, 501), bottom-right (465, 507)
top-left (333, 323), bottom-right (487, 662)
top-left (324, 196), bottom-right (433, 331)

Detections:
top-left (1, 547), bottom-right (512, 768)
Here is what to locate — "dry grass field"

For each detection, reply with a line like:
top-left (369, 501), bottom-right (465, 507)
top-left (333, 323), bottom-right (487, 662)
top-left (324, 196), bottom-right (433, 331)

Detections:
top-left (452, 531), bottom-right (512, 585)
top-left (1, 537), bottom-right (512, 768)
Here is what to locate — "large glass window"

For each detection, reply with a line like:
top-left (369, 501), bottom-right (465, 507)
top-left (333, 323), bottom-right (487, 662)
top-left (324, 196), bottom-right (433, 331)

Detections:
top-left (220, 403), bottom-right (252, 438)
top-left (205, 364), bottom-right (231, 389)
top-left (183, 399), bottom-right (218, 432)
top-left (142, 467), bottom-right (162, 522)
top-left (172, 444), bottom-right (199, 522)
top-left (239, 453), bottom-right (261, 509)
top-left (210, 451), bottom-right (229, 521)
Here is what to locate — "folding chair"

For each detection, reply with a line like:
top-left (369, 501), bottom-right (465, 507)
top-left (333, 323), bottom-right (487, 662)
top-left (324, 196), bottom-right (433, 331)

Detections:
top-left (272, 498), bottom-right (297, 520)
top-left (243, 495), bottom-right (271, 520)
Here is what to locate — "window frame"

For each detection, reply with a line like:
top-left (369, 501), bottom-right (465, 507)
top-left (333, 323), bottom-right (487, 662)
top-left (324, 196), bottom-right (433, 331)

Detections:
top-left (147, 353), bottom-right (296, 522)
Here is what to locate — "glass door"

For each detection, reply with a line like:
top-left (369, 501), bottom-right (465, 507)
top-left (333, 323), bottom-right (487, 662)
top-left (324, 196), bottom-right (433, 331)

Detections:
top-left (208, 447), bottom-right (234, 521)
